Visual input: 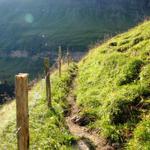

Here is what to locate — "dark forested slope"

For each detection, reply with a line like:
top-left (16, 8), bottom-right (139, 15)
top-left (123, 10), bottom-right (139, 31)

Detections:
top-left (0, 0), bottom-right (150, 52)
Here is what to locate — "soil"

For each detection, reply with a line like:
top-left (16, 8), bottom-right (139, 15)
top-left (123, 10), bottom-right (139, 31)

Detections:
top-left (65, 80), bottom-right (114, 150)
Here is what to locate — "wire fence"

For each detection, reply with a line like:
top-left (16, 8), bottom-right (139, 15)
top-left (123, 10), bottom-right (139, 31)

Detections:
top-left (1, 52), bottom-right (73, 149)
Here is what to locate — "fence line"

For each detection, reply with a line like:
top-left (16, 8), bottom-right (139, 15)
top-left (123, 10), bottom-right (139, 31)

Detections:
top-left (2, 47), bottom-right (73, 149)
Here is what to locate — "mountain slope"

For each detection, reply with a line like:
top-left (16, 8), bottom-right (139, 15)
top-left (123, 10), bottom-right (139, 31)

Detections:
top-left (0, 20), bottom-right (150, 149)
top-left (76, 20), bottom-right (150, 149)
top-left (0, 64), bottom-right (77, 149)
top-left (0, 0), bottom-right (150, 52)
top-left (0, 0), bottom-right (150, 85)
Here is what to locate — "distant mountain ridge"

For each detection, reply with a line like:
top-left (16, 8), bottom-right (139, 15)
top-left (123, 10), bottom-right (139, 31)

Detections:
top-left (0, 0), bottom-right (150, 52)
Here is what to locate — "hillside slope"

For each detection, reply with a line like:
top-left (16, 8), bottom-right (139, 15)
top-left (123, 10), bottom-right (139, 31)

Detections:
top-left (76, 21), bottom-right (150, 149)
top-left (1, 0), bottom-right (150, 85)
top-left (0, 21), bottom-right (150, 150)
top-left (0, 64), bottom-right (77, 149)
top-left (0, 0), bottom-right (150, 51)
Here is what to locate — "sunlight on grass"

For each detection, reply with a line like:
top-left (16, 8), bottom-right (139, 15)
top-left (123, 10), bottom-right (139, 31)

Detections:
top-left (76, 20), bottom-right (150, 148)
top-left (0, 63), bottom-right (77, 149)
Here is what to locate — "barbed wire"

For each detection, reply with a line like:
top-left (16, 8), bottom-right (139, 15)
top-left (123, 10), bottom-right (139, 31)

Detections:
top-left (29, 86), bottom-right (44, 115)
top-left (2, 84), bottom-right (45, 149)
top-left (2, 81), bottom-right (45, 149)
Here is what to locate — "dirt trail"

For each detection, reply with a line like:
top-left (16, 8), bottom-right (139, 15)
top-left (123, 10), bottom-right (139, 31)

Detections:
top-left (65, 80), bottom-right (114, 150)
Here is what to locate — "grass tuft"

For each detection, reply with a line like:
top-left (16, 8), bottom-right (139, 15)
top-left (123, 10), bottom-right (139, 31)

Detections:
top-left (76, 20), bottom-right (150, 148)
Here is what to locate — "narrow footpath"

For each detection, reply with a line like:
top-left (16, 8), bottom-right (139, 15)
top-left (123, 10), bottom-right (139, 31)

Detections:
top-left (65, 79), bottom-right (114, 150)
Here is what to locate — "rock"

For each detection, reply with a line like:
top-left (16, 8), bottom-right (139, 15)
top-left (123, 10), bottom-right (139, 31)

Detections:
top-left (101, 145), bottom-right (114, 150)
top-left (71, 115), bottom-right (90, 126)
top-left (112, 143), bottom-right (120, 149)
top-left (71, 115), bottom-right (79, 122)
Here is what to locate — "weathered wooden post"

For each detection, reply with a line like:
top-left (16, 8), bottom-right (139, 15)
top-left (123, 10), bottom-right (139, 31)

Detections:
top-left (58, 46), bottom-right (62, 77)
top-left (15, 73), bottom-right (29, 150)
top-left (44, 57), bottom-right (51, 107)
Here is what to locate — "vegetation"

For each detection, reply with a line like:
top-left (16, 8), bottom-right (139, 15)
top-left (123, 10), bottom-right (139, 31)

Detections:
top-left (0, 81), bottom-right (14, 104)
top-left (0, 20), bottom-right (150, 149)
top-left (0, 57), bottom-right (44, 104)
top-left (0, 57), bottom-right (44, 83)
top-left (127, 114), bottom-right (150, 150)
top-left (76, 21), bottom-right (150, 148)
top-left (0, 63), bottom-right (77, 149)
top-left (1, 0), bottom-right (150, 92)
top-left (0, 0), bottom-right (150, 52)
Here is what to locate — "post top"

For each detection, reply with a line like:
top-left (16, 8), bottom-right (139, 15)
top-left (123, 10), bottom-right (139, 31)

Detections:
top-left (16, 73), bottom-right (28, 78)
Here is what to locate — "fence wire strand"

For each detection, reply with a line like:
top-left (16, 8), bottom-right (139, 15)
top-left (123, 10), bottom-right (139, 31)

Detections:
top-left (2, 57), bottom-right (68, 149)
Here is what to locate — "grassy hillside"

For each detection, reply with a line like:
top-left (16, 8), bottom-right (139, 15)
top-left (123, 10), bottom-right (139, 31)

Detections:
top-left (76, 21), bottom-right (150, 149)
top-left (1, 0), bottom-right (150, 88)
top-left (0, 0), bottom-right (150, 51)
top-left (0, 64), bottom-right (77, 149)
top-left (0, 21), bottom-right (150, 150)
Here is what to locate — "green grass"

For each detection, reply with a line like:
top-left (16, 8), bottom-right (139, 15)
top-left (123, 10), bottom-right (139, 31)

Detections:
top-left (1, 0), bottom-right (150, 85)
top-left (1, 20), bottom-right (150, 149)
top-left (127, 114), bottom-right (150, 150)
top-left (0, 63), bottom-right (77, 149)
top-left (76, 21), bottom-right (150, 148)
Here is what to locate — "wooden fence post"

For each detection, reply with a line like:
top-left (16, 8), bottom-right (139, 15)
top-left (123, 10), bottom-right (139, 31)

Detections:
top-left (15, 73), bottom-right (29, 150)
top-left (44, 57), bottom-right (51, 107)
top-left (58, 46), bottom-right (62, 77)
